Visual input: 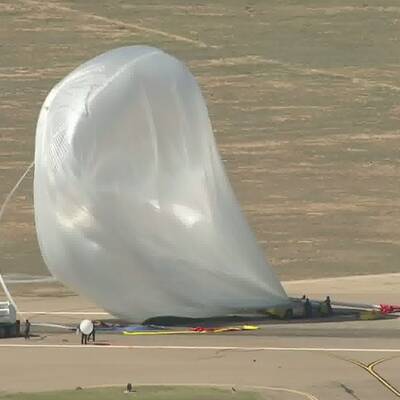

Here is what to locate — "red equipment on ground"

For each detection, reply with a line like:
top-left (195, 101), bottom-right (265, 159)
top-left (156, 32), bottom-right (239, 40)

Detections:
top-left (379, 304), bottom-right (400, 314)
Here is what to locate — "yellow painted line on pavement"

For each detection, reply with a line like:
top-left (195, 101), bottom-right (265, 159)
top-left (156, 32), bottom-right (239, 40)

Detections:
top-left (335, 355), bottom-right (400, 398)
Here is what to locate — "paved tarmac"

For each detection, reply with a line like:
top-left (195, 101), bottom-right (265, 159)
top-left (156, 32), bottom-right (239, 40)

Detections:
top-left (1, 274), bottom-right (399, 399)
top-left (1, 331), bottom-right (399, 399)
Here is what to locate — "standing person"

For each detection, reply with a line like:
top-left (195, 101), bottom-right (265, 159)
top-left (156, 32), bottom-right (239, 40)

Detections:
top-left (88, 322), bottom-right (96, 343)
top-left (305, 298), bottom-right (312, 318)
top-left (301, 295), bottom-right (306, 317)
top-left (124, 383), bottom-right (134, 393)
top-left (325, 296), bottom-right (333, 315)
top-left (24, 319), bottom-right (31, 340)
top-left (81, 331), bottom-right (88, 345)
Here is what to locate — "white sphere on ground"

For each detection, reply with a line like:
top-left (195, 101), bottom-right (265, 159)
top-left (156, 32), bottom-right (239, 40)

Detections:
top-left (79, 319), bottom-right (93, 335)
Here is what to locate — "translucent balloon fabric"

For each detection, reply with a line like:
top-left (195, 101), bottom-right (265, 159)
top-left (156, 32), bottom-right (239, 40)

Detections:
top-left (34, 46), bottom-right (288, 321)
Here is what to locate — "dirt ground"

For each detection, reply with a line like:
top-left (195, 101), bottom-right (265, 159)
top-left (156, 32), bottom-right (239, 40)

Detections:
top-left (1, 1), bottom-right (400, 280)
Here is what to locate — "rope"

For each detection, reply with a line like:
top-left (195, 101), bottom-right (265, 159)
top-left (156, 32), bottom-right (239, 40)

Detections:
top-left (0, 161), bottom-right (35, 313)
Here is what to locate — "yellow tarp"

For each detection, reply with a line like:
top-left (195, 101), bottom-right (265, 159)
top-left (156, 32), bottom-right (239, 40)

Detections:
top-left (123, 325), bottom-right (259, 336)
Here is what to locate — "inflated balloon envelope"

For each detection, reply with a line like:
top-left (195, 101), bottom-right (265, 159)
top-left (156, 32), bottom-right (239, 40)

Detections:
top-left (34, 46), bottom-right (289, 321)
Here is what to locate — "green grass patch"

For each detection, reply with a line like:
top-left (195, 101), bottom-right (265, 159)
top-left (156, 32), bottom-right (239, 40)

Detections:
top-left (0, 386), bottom-right (261, 400)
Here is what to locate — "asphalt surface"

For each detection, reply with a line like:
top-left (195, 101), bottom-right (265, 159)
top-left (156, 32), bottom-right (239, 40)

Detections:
top-left (1, 275), bottom-right (399, 398)
top-left (1, 329), bottom-right (400, 399)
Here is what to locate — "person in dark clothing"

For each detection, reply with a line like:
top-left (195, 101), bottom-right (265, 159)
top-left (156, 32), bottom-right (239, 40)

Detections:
top-left (24, 319), bottom-right (31, 340)
top-left (125, 383), bottom-right (134, 393)
top-left (88, 324), bottom-right (96, 343)
top-left (81, 332), bottom-right (88, 345)
top-left (304, 298), bottom-right (312, 318)
top-left (325, 296), bottom-right (333, 315)
top-left (301, 295), bottom-right (307, 314)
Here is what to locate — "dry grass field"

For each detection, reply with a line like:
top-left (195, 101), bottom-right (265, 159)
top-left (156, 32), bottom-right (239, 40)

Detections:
top-left (1, 0), bottom-right (400, 280)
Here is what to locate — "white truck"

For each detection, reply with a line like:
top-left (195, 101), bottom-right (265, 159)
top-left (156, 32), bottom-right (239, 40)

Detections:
top-left (0, 301), bottom-right (19, 338)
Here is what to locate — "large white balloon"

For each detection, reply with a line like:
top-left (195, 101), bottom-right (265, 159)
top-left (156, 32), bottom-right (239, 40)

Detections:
top-left (34, 46), bottom-right (288, 321)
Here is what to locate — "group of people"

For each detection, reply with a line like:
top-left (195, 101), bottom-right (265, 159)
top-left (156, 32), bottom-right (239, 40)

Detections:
top-left (23, 298), bottom-right (334, 343)
top-left (22, 319), bottom-right (99, 343)
top-left (301, 295), bottom-right (333, 318)
top-left (77, 323), bottom-right (96, 345)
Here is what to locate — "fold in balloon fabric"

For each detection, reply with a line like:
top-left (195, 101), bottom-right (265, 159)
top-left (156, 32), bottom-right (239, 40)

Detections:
top-left (34, 46), bottom-right (288, 321)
